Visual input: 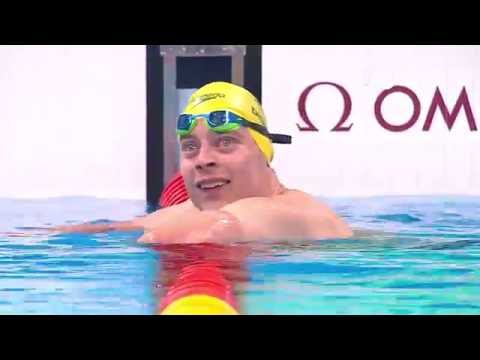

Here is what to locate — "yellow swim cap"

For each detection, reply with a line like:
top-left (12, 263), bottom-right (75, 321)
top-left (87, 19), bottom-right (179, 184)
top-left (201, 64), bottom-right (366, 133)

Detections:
top-left (182, 82), bottom-right (276, 163)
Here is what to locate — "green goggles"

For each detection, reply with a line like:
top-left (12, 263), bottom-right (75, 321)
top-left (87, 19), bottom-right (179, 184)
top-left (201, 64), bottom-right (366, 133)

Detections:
top-left (176, 110), bottom-right (291, 144)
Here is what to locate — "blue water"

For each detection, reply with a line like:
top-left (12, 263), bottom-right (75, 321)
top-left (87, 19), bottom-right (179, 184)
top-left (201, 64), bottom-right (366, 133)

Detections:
top-left (1, 196), bottom-right (480, 314)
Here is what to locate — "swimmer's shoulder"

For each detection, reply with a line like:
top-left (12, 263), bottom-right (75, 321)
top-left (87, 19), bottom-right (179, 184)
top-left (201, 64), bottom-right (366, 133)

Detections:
top-left (274, 188), bottom-right (326, 207)
top-left (277, 188), bottom-right (337, 215)
top-left (276, 188), bottom-right (353, 238)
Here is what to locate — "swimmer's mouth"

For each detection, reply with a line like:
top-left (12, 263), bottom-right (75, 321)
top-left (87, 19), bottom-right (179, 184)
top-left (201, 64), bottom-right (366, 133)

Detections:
top-left (196, 178), bottom-right (231, 190)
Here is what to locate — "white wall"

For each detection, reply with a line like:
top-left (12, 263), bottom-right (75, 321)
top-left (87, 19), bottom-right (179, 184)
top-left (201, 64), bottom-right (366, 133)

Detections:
top-left (0, 45), bottom-right (146, 200)
top-left (263, 45), bottom-right (480, 197)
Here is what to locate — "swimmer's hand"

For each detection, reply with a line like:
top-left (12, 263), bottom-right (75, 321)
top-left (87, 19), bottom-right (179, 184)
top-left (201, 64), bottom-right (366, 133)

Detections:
top-left (1, 226), bottom-right (62, 238)
top-left (44, 221), bottom-right (143, 234)
top-left (2, 221), bottom-right (144, 238)
top-left (2, 231), bottom-right (43, 238)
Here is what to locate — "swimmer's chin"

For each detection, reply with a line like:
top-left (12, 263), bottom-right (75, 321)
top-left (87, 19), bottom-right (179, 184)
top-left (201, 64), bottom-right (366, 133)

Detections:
top-left (192, 199), bottom-right (230, 211)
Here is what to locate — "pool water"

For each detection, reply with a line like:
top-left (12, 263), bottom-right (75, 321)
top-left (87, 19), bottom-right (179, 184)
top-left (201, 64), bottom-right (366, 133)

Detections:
top-left (1, 196), bottom-right (479, 315)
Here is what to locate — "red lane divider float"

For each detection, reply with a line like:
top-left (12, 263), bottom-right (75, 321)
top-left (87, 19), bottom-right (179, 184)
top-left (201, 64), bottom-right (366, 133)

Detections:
top-left (157, 172), bottom-right (240, 315)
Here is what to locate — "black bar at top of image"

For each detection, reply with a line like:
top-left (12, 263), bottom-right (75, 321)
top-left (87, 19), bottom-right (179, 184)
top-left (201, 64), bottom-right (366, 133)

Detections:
top-left (146, 45), bottom-right (164, 209)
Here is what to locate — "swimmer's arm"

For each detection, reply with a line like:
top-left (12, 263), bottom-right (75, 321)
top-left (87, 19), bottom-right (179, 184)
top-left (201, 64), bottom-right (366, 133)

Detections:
top-left (48, 200), bottom-right (197, 234)
top-left (48, 221), bottom-right (143, 234)
top-left (138, 209), bottom-right (241, 244)
top-left (139, 193), bottom-right (353, 245)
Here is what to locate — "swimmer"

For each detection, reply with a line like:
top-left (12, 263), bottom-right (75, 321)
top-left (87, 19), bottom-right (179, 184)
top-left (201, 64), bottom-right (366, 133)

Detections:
top-left (51, 82), bottom-right (353, 244)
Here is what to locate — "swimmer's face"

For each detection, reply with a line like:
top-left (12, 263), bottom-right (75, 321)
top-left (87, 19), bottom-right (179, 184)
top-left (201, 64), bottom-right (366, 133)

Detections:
top-left (179, 120), bottom-right (272, 210)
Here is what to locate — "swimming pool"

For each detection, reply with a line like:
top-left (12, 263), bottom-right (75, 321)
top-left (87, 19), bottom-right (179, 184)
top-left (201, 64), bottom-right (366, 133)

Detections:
top-left (1, 196), bottom-right (479, 314)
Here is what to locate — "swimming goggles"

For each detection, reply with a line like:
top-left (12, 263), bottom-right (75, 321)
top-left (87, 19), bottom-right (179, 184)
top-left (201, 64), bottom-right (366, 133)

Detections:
top-left (176, 110), bottom-right (291, 144)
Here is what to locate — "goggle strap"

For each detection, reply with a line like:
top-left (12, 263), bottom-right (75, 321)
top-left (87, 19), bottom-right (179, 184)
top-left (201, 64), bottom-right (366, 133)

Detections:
top-left (269, 133), bottom-right (292, 144)
top-left (244, 121), bottom-right (292, 144)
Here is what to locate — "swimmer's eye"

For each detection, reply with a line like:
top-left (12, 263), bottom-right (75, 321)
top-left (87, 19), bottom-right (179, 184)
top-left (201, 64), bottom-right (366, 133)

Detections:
top-left (217, 136), bottom-right (237, 148)
top-left (181, 140), bottom-right (199, 152)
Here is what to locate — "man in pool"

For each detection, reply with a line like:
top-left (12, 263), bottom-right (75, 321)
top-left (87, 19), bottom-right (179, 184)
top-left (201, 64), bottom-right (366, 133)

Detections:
top-left (55, 82), bottom-right (353, 244)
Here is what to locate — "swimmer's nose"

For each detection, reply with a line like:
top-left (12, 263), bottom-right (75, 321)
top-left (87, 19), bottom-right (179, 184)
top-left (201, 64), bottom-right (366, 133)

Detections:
top-left (194, 146), bottom-right (217, 170)
top-left (195, 161), bottom-right (216, 170)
